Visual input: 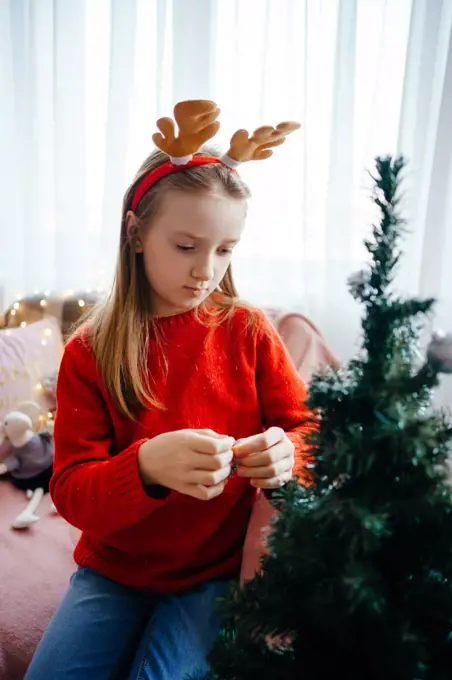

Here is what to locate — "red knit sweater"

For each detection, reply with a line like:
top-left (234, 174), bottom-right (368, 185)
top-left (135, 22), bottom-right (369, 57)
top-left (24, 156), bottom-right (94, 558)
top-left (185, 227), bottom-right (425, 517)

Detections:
top-left (51, 306), bottom-right (313, 593)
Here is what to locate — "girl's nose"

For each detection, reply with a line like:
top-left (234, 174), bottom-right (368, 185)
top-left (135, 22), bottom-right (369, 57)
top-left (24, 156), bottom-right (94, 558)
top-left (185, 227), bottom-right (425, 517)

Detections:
top-left (191, 257), bottom-right (214, 282)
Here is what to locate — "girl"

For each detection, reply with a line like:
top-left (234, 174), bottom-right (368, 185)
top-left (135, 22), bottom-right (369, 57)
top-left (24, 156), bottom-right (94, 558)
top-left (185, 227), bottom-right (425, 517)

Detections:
top-left (25, 100), bottom-right (313, 680)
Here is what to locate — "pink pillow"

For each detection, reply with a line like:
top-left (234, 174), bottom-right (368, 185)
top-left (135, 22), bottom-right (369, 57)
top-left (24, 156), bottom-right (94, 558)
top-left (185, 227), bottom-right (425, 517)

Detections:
top-left (0, 317), bottom-right (63, 421)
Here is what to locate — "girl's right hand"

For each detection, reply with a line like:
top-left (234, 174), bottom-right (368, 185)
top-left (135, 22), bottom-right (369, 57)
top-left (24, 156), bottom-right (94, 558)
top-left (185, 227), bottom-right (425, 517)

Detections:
top-left (137, 429), bottom-right (235, 501)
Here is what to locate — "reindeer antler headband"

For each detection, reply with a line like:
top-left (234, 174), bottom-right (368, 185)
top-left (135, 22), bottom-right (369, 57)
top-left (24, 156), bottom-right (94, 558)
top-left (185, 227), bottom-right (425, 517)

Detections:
top-left (130, 99), bottom-right (301, 212)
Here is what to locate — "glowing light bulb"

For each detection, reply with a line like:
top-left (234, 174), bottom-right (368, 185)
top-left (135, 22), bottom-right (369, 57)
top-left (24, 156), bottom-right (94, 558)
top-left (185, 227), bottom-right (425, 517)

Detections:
top-left (10, 309), bottom-right (16, 316)
top-left (40, 299), bottom-right (47, 307)
top-left (20, 321), bottom-right (27, 328)
top-left (78, 299), bottom-right (85, 308)
top-left (13, 302), bottom-right (20, 310)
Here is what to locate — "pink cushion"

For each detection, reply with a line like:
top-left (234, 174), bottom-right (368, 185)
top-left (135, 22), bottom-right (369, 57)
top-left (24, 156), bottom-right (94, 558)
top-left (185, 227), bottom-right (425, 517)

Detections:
top-left (0, 318), bottom-right (63, 422)
top-left (264, 308), bottom-right (339, 378)
top-left (240, 309), bottom-right (338, 584)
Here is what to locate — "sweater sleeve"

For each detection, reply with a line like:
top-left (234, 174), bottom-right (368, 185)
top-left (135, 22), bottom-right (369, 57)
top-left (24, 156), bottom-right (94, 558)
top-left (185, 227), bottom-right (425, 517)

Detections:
top-left (255, 311), bottom-right (316, 482)
top-left (50, 336), bottom-right (170, 539)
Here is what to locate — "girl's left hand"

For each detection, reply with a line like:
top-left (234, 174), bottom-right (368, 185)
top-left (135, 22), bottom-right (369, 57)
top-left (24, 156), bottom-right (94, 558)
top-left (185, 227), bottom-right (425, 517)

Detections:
top-left (234, 427), bottom-right (294, 489)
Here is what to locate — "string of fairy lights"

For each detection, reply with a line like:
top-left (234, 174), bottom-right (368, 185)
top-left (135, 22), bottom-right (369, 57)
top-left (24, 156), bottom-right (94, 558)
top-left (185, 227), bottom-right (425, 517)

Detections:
top-left (3, 256), bottom-right (111, 324)
top-left (8, 296), bottom-right (88, 329)
top-left (1, 288), bottom-right (107, 429)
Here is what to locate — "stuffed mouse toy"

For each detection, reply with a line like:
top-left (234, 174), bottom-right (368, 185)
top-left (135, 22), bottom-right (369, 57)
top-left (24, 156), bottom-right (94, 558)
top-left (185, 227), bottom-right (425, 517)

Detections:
top-left (0, 409), bottom-right (55, 529)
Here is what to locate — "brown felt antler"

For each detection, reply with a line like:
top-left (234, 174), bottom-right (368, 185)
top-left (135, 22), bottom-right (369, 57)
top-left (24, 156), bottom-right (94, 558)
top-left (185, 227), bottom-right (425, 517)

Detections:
top-left (152, 100), bottom-right (221, 164)
top-left (221, 121), bottom-right (301, 167)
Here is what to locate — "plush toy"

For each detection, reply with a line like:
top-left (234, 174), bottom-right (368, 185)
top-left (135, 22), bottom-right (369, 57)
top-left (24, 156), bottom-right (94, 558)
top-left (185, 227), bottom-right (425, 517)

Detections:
top-left (0, 407), bottom-right (55, 529)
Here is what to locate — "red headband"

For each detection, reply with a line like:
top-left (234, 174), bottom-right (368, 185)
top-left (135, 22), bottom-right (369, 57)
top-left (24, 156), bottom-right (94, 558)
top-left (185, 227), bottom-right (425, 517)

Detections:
top-left (130, 155), bottom-right (234, 212)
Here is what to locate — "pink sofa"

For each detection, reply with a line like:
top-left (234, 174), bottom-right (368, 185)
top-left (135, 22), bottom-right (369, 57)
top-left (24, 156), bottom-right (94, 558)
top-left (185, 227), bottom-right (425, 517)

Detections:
top-left (0, 309), bottom-right (337, 680)
top-left (0, 488), bottom-right (75, 679)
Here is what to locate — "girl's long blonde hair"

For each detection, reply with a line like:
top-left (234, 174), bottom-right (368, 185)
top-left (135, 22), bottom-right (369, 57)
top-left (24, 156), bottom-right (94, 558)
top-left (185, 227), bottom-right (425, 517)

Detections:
top-left (79, 147), bottom-right (251, 419)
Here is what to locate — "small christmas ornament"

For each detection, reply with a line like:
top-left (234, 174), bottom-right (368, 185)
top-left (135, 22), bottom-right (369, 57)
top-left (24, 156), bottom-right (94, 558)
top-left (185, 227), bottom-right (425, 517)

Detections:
top-left (347, 270), bottom-right (368, 299)
top-left (426, 331), bottom-right (452, 374)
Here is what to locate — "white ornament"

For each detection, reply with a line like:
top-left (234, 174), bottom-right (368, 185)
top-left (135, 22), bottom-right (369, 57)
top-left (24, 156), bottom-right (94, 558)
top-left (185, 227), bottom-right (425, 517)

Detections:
top-left (427, 332), bottom-right (452, 374)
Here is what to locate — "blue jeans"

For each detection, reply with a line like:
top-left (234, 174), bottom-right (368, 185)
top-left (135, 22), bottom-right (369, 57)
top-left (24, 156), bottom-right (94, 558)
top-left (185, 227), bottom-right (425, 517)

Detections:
top-left (25, 567), bottom-right (229, 680)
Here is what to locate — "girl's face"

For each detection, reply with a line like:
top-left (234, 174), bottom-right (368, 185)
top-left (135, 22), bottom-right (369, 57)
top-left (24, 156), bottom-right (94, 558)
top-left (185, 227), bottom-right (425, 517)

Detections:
top-left (130, 190), bottom-right (246, 316)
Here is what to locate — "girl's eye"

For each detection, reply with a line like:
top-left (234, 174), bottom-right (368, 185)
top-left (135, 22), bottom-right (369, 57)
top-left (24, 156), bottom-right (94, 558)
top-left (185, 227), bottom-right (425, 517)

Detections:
top-left (176, 245), bottom-right (195, 252)
top-left (218, 248), bottom-right (233, 256)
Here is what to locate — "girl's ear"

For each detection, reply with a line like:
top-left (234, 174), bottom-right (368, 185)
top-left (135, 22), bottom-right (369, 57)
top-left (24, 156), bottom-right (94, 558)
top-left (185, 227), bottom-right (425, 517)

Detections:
top-left (126, 211), bottom-right (143, 253)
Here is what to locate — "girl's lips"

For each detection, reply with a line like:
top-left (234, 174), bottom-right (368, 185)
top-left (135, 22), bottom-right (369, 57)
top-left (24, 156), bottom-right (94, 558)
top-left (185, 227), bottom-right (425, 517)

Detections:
top-left (184, 286), bottom-right (208, 295)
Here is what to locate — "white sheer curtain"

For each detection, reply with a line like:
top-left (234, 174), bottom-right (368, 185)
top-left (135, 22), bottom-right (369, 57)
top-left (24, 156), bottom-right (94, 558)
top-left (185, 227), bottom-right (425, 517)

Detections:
top-left (1, 0), bottom-right (452, 393)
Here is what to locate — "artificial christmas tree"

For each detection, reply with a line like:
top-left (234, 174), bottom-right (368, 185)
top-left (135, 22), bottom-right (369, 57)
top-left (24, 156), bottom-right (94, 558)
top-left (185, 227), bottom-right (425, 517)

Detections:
top-left (203, 157), bottom-right (452, 680)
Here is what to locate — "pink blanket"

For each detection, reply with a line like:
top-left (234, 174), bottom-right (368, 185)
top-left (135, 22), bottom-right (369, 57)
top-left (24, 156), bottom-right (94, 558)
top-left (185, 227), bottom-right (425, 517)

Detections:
top-left (0, 480), bottom-right (75, 680)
